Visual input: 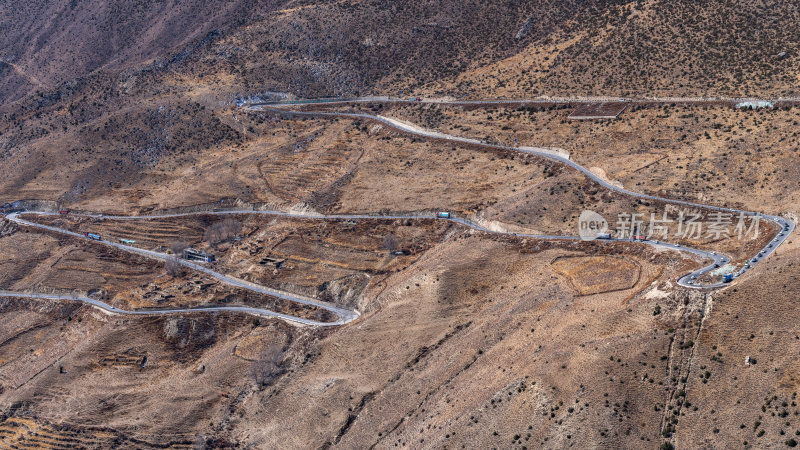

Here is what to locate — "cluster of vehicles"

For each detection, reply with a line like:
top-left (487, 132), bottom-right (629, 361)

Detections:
top-left (183, 248), bottom-right (216, 263)
top-left (733, 223), bottom-right (791, 276)
top-left (687, 221), bottom-right (792, 286)
top-left (81, 231), bottom-right (216, 263)
top-left (593, 233), bottom-right (648, 241)
top-left (20, 206), bottom-right (799, 286)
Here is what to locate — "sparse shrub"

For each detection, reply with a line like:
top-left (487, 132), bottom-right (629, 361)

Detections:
top-left (204, 218), bottom-right (242, 245)
top-left (250, 344), bottom-right (284, 389)
top-left (165, 256), bottom-right (183, 277)
top-left (169, 240), bottom-right (189, 255)
top-left (382, 234), bottom-right (399, 252)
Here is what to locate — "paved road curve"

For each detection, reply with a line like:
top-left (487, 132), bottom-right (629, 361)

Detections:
top-left (252, 95), bottom-right (800, 107)
top-left (2, 99), bottom-right (794, 325)
top-left (3, 206), bottom-right (730, 329)
top-left (247, 103), bottom-right (795, 289)
top-left (0, 291), bottom-right (343, 327)
top-left (4, 212), bottom-right (358, 327)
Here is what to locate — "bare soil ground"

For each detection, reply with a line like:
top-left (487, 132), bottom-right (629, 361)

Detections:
top-left (371, 102), bottom-right (800, 215)
top-left (568, 102), bottom-right (628, 119)
top-left (0, 227), bottom-right (706, 447)
top-left (1, 99), bottom-right (795, 447)
top-left (551, 255), bottom-right (641, 295)
top-left (229, 234), bottom-right (705, 448)
top-left (3, 1), bottom-right (800, 447)
top-left (0, 220), bottom-right (333, 322)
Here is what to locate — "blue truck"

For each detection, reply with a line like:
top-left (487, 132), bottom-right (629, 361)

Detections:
top-left (723, 274), bottom-right (734, 283)
top-left (84, 232), bottom-right (102, 241)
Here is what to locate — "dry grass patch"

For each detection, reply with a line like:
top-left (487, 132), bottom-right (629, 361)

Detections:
top-left (551, 255), bottom-right (640, 295)
top-left (234, 329), bottom-right (289, 361)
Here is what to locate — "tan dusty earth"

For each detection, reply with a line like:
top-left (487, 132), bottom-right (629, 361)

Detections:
top-left (0, 219), bottom-right (708, 447)
top-left (1, 99), bottom-right (798, 448)
top-left (3, 0), bottom-right (800, 446)
top-left (0, 21), bottom-right (799, 446)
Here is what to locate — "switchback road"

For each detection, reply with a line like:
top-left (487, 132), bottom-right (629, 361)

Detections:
top-left (252, 95), bottom-right (800, 107)
top-left (1, 99), bottom-right (794, 327)
top-left (4, 212), bottom-right (358, 327)
top-left (247, 103), bottom-right (795, 289)
top-left (0, 291), bottom-right (340, 326)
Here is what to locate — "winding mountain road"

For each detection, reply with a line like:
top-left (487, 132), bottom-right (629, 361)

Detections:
top-left (0, 291), bottom-right (339, 326)
top-left (1, 98), bottom-right (794, 327)
top-left (251, 95), bottom-right (800, 107)
top-left (247, 101), bottom-right (795, 289)
top-left (3, 212), bottom-right (358, 327)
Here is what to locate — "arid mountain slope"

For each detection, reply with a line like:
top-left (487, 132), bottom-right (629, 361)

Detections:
top-left (4, 0), bottom-right (800, 105)
top-left (0, 0), bottom-right (276, 102)
top-left (2, 1), bottom-right (800, 448)
top-left (199, 0), bottom-right (800, 98)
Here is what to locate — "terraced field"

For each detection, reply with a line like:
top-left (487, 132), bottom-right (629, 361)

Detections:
top-left (270, 235), bottom-right (388, 272)
top-left (0, 416), bottom-right (195, 448)
top-left (257, 142), bottom-right (362, 206)
top-left (62, 220), bottom-right (205, 251)
top-left (98, 349), bottom-right (147, 369)
top-left (551, 255), bottom-right (641, 296)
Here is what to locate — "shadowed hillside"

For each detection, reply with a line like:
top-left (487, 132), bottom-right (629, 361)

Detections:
top-left (2, 1), bottom-right (800, 448)
top-left (0, 0), bottom-right (277, 102)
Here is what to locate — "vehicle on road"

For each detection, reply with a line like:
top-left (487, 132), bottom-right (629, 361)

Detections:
top-left (119, 239), bottom-right (136, 245)
top-left (633, 235), bottom-right (647, 240)
top-left (58, 210), bottom-right (69, 215)
top-left (183, 248), bottom-right (216, 263)
top-left (724, 274), bottom-right (734, 283)
top-left (596, 232), bottom-right (612, 239)
top-left (437, 212), bottom-right (451, 219)
top-left (84, 232), bottom-right (101, 241)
